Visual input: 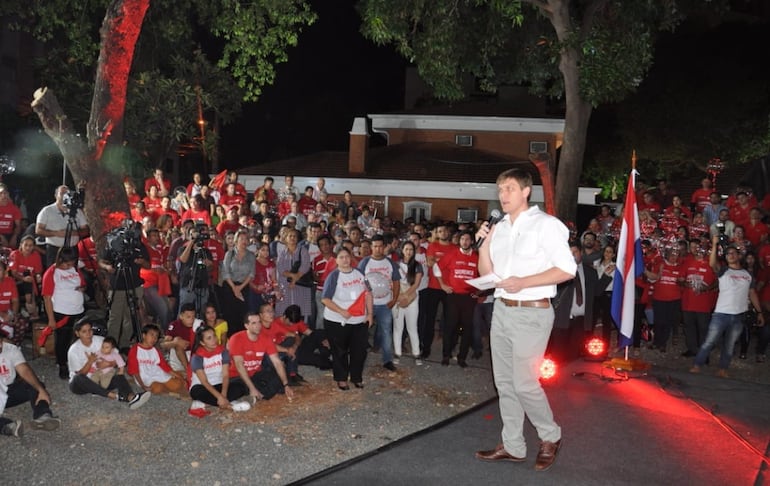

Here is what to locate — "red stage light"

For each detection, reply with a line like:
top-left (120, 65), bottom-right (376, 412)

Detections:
top-left (540, 357), bottom-right (557, 380)
top-left (585, 337), bottom-right (607, 357)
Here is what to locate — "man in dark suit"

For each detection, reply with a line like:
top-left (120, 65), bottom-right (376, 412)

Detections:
top-left (550, 242), bottom-right (613, 362)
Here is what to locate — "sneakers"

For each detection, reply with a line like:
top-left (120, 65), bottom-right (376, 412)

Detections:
top-left (1, 420), bottom-right (23, 437)
top-left (243, 395), bottom-right (258, 406)
top-left (689, 365), bottom-right (701, 374)
top-left (32, 413), bottom-right (61, 431)
top-left (393, 356), bottom-right (401, 365)
top-left (188, 408), bottom-right (211, 418)
top-left (188, 400), bottom-right (210, 418)
top-left (230, 400), bottom-right (251, 412)
top-left (383, 361), bottom-right (397, 371)
top-left (127, 392), bottom-right (151, 410)
top-left (414, 356), bottom-right (423, 366)
top-left (58, 365), bottom-right (69, 380)
top-left (716, 369), bottom-right (729, 378)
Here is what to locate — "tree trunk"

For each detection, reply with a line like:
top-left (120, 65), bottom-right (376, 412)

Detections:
top-left (549, 0), bottom-right (594, 223)
top-left (30, 0), bottom-right (149, 243)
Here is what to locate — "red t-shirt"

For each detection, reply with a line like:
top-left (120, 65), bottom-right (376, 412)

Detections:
top-left (690, 188), bottom-right (713, 212)
top-left (0, 277), bottom-right (18, 312)
top-left (227, 330), bottom-right (277, 378)
top-left (180, 209), bottom-right (212, 226)
top-left (313, 254), bottom-right (336, 291)
top-left (140, 243), bottom-right (167, 288)
top-left (219, 193), bottom-right (246, 213)
top-left (744, 220), bottom-right (769, 247)
top-left (0, 201), bottom-right (21, 234)
top-left (437, 247), bottom-right (479, 294)
top-left (262, 318), bottom-right (309, 345)
top-left (680, 256), bottom-right (717, 313)
top-left (8, 250), bottom-right (43, 277)
top-left (426, 241), bottom-right (452, 290)
top-left (143, 196), bottom-right (163, 216)
top-left (144, 177), bottom-right (171, 196)
top-left (216, 220), bottom-right (241, 238)
top-left (652, 261), bottom-right (683, 301)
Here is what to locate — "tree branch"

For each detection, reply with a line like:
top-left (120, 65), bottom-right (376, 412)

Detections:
top-left (31, 87), bottom-right (88, 167)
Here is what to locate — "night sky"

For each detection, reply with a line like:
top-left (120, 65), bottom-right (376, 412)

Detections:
top-left (220, 2), bottom-right (770, 171)
top-left (219, 0), bottom-right (405, 168)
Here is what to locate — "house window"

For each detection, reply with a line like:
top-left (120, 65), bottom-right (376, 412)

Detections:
top-left (403, 201), bottom-right (432, 223)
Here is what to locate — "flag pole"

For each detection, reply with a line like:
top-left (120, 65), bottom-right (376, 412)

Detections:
top-left (625, 149), bottom-right (635, 363)
top-left (605, 150), bottom-right (650, 375)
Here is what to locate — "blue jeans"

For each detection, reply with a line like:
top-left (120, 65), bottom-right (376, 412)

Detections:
top-left (373, 304), bottom-right (394, 364)
top-left (694, 312), bottom-right (744, 369)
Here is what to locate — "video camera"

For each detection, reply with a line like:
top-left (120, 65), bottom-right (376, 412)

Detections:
top-left (190, 222), bottom-right (210, 246)
top-left (106, 221), bottom-right (144, 265)
top-left (62, 188), bottom-right (85, 218)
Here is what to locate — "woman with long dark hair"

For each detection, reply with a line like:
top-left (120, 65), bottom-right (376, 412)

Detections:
top-left (593, 245), bottom-right (616, 347)
top-left (275, 229), bottom-right (312, 322)
top-left (188, 324), bottom-right (251, 417)
top-left (392, 241), bottom-right (423, 365)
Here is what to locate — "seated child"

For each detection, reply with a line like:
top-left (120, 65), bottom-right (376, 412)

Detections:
top-left (91, 336), bottom-right (125, 389)
top-left (127, 324), bottom-right (187, 396)
top-left (160, 303), bottom-right (201, 372)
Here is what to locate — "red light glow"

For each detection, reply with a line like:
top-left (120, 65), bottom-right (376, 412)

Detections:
top-left (540, 358), bottom-right (557, 380)
top-left (585, 337), bottom-right (607, 357)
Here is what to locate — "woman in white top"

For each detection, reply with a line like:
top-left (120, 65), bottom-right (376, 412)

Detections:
top-left (41, 247), bottom-right (85, 379)
top-left (321, 247), bottom-right (373, 390)
top-left (67, 320), bottom-right (150, 409)
top-left (593, 245), bottom-right (617, 345)
top-left (392, 241), bottom-right (423, 365)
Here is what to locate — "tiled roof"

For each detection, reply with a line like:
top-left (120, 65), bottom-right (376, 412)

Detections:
top-left (239, 142), bottom-right (539, 184)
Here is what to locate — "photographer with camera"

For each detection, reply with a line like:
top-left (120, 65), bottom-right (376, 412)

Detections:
top-left (177, 223), bottom-right (214, 316)
top-left (99, 222), bottom-right (150, 351)
top-left (35, 185), bottom-right (89, 267)
top-left (709, 209), bottom-right (735, 257)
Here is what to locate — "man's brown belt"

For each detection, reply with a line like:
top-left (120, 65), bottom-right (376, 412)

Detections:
top-left (498, 297), bottom-right (551, 308)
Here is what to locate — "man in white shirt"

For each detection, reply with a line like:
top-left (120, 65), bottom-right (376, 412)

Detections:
top-left (474, 168), bottom-right (576, 472)
top-left (0, 328), bottom-right (60, 436)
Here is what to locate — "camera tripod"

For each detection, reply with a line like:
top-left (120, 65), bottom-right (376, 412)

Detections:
top-left (106, 260), bottom-right (144, 349)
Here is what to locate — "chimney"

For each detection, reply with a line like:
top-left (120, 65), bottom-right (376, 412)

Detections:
top-left (348, 117), bottom-right (369, 175)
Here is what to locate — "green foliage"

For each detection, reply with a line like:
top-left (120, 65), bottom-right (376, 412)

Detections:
top-left (201, 0), bottom-right (317, 101)
top-left (1, 0), bottom-right (315, 169)
top-left (358, 0), bottom-right (714, 106)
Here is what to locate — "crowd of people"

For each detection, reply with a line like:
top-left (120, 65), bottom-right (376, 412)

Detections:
top-left (1, 167), bottom-right (765, 442)
top-left (553, 176), bottom-right (770, 379)
top-left (0, 169), bottom-right (496, 434)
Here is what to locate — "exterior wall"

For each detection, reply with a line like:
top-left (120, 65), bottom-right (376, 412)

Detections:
top-left (385, 128), bottom-right (559, 162)
top-left (326, 192), bottom-right (491, 223)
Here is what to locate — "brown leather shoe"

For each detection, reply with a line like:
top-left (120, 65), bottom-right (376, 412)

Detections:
top-left (534, 440), bottom-right (561, 471)
top-left (475, 444), bottom-right (525, 463)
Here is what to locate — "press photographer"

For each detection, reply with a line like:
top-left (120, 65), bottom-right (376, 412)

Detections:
top-left (99, 222), bottom-right (150, 351)
top-left (709, 208), bottom-right (735, 256)
top-left (177, 223), bottom-right (213, 316)
top-left (35, 185), bottom-right (89, 267)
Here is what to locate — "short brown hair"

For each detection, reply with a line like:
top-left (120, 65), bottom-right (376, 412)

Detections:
top-left (496, 168), bottom-right (533, 190)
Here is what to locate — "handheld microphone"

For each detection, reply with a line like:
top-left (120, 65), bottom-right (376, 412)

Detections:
top-left (474, 209), bottom-right (503, 249)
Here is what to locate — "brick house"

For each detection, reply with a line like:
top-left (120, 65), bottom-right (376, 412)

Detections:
top-left (237, 113), bottom-right (599, 223)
